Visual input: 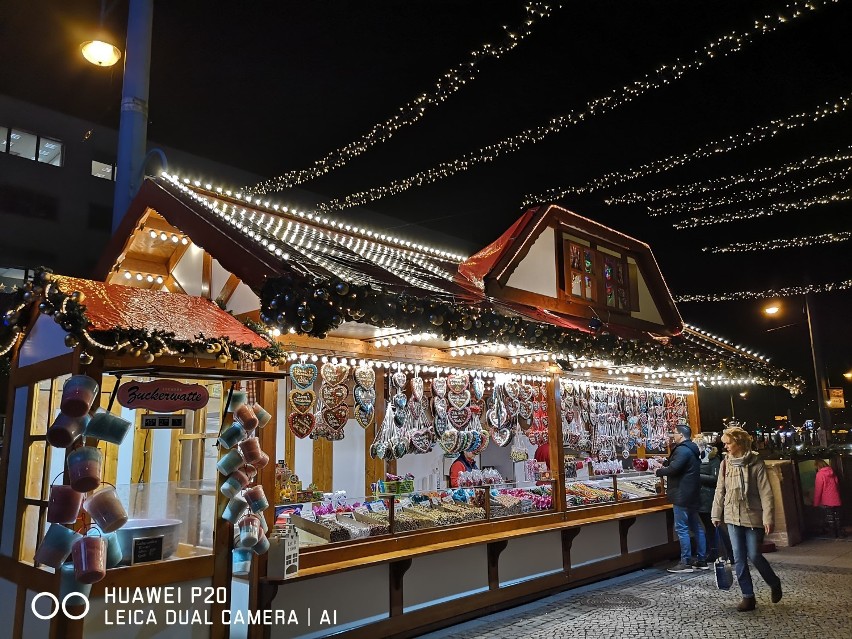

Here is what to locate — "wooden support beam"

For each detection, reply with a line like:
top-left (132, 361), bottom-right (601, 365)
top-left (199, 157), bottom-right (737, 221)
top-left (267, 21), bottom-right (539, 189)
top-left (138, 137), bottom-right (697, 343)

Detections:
top-left (117, 255), bottom-right (170, 277)
top-left (547, 375), bottom-right (566, 513)
top-left (365, 369), bottom-right (386, 495)
top-left (560, 527), bottom-right (581, 575)
top-left (216, 273), bottom-right (242, 308)
top-left (201, 251), bottom-right (213, 300)
top-left (389, 558), bottom-right (412, 617)
top-left (619, 516), bottom-right (637, 554)
top-left (487, 540), bottom-right (508, 590)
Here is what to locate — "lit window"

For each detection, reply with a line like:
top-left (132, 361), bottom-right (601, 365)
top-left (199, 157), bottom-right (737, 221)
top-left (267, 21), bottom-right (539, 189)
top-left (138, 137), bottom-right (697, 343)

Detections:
top-left (9, 129), bottom-right (37, 160)
top-left (37, 137), bottom-right (63, 166)
top-left (0, 126), bottom-right (7, 152)
top-left (92, 160), bottom-right (115, 180)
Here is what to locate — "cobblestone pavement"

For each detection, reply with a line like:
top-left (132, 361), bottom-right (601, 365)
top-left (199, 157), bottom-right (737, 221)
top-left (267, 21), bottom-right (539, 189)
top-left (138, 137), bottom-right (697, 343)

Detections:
top-left (419, 538), bottom-right (852, 639)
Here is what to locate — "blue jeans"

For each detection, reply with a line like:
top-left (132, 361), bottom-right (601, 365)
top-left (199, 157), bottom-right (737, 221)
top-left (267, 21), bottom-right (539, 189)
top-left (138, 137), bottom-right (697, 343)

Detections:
top-left (727, 524), bottom-right (780, 597)
top-left (673, 505), bottom-right (706, 563)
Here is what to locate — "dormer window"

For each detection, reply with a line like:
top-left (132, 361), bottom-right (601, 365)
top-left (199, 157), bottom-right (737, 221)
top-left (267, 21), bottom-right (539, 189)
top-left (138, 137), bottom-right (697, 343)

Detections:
top-left (561, 233), bottom-right (632, 312)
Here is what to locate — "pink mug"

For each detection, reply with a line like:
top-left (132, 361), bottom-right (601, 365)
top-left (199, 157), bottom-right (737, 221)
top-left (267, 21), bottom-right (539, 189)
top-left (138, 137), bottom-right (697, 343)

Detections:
top-left (47, 484), bottom-right (84, 524)
top-left (238, 437), bottom-right (264, 465)
top-left (61, 375), bottom-right (100, 418)
top-left (71, 534), bottom-right (107, 584)
top-left (234, 404), bottom-right (259, 431)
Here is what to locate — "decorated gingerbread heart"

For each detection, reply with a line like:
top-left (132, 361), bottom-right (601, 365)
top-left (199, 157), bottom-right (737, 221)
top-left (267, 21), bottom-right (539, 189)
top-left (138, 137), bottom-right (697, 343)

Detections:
top-left (503, 380), bottom-right (520, 400)
top-left (431, 377), bottom-right (447, 397)
top-left (355, 405), bottom-right (374, 429)
top-left (492, 427), bottom-right (513, 447)
top-left (447, 373), bottom-right (468, 394)
top-left (289, 363), bottom-right (318, 389)
top-left (448, 407), bottom-right (471, 428)
top-left (321, 362), bottom-right (349, 386)
top-left (322, 405), bottom-right (349, 432)
top-left (447, 389), bottom-right (471, 410)
top-left (288, 412), bottom-right (315, 438)
top-left (321, 383), bottom-right (349, 407)
top-left (410, 376), bottom-right (424, 401)
top-left (391, 371), bottom-right (407, 390)
top-left (354, 385), bottom-right (376, 409)
top-left (288, 389), bottom-right (316, 414)
top-left (354, 366), bottom-right (375, 389)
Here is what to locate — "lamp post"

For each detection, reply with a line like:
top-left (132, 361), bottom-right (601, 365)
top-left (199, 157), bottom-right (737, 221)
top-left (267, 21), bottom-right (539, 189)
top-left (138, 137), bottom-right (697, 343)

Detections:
top-left (763, 295), bottom-right (832, 431)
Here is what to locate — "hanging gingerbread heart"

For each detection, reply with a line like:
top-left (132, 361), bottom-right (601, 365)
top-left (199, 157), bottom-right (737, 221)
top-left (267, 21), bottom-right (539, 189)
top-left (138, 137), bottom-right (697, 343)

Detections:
top-left (448, 407), bottom-right (471, 428)
top-left (471, 377), bottom-right (485, 401)
top-left (519, 384), bottom-right (534, 402)
top-left (447, 390), bottom-right (471, 410)
top-left (447, 373), bottom-right (468, 394)
top-left (391, 371), bottom-right (407, 390)
top-left (355, 405), bottom-right (375, 429)
top-left (288, 389), bottom-right (316, 414)
top-left (473, 430), bottom-right (491, 454)
top-left (431, 377), bottom-right (447, 397)
top-left (410, 376), bottom-right (424, 401)
top-left (410, 429), bottom-right (433, 453)
top-left (440, 428), bottom-right (459, 453)
top-left (492, 427), bottom-right (513, 447)
top-left (320, 362), bottom-right (349, 386)
top-left (289, 363), bottom-right (318, 389)
top-left (288, 412), bottom-right (315, 438)
top-left (354, 385), bottom-right (376, 409)
top-left (321, 384), bottom-right (349, 407)
top-left (354, 366), bottom-right (375, 389)
top-left (323, 406), bottom-right (349, 432)
top-left (432, 396), bottom-right (448, 415)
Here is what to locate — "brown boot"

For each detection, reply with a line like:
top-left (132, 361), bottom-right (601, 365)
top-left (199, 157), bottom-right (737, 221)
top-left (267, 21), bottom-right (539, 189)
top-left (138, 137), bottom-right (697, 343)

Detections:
top-left (737, 597), bottom-right (756, 612)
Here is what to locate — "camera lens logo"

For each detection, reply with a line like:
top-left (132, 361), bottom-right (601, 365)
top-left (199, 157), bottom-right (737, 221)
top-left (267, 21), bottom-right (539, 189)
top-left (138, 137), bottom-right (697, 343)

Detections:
top-left (31, 592), bottom-right (90, 620)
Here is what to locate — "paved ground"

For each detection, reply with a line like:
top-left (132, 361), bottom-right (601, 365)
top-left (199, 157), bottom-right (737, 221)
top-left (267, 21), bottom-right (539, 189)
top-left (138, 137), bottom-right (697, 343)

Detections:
top-left (418, 537), bottom-right (852, 639)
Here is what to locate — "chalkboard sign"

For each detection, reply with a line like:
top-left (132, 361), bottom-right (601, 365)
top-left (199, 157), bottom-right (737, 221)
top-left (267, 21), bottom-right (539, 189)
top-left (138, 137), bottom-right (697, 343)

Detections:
top-left (131, 535), bottom-right (164, 564)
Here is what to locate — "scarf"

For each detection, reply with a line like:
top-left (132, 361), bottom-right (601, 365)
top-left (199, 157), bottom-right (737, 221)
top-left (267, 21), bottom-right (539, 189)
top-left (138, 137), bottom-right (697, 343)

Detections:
top-left (726, 453), bottom-right (750, 504)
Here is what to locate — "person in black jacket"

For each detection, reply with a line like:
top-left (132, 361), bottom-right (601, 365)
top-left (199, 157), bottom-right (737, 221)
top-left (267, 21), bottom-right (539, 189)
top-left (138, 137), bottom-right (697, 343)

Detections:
top-left (695, 436), bottom-right (733, 561)
top-left (656, 424), bottom-right (707, 573)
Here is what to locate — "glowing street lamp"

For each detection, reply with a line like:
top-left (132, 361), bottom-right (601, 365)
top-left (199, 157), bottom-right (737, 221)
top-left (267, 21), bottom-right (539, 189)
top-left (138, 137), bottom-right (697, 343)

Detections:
top-left (80, 39), bottom-right (122, 67)
top-left (763, 304), bottom-right (780, 315)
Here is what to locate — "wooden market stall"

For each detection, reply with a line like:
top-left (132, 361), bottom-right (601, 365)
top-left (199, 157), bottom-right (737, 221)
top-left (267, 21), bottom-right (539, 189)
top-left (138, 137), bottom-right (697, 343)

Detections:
top-left (0, 174), bottom-right (804, 639)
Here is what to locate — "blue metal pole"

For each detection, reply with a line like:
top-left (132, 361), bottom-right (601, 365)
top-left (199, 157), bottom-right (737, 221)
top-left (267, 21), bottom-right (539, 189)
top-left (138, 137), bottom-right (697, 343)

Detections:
top-left (112, 0), bottom-right (153, 233)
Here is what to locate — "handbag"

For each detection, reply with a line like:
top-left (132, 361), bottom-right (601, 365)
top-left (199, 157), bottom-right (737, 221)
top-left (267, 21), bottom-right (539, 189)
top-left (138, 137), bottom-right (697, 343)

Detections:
top-left (714, 526), bottom-right (733, 590)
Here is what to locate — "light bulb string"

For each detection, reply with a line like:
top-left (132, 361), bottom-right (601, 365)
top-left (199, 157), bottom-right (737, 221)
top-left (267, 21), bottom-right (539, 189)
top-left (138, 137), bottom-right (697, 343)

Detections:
top-left (704, 230), bottom-right (852, 254)
top-left (675, 278), bottom-right (852, 302)
top-left (247, 2), bottom-right (562, 195)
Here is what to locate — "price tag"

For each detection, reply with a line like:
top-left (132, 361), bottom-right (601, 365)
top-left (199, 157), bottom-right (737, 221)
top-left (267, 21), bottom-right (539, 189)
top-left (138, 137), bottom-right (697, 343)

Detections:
top-left (354, 506), bottom-right (370, 515)
top-left (319, 514), bottom-right (337, 523)
top-left (429, 496), bottom-right (442, 506)
top-left (369, 501), bottom-right (387, 513)
top-left (338, 512), bottom-right (356, 521)
top-left (398, 497), bottom-right (413, 508)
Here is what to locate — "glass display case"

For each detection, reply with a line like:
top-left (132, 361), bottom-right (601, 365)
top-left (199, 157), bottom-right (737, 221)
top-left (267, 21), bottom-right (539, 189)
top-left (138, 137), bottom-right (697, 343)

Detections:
top-left (277, 481), bottom-right (556, 548)
top-left (564, 471), bottom-right (661, 509)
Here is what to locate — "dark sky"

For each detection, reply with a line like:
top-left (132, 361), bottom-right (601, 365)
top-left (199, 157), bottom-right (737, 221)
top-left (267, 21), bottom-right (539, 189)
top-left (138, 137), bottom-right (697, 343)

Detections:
top-left (1, 0), bottom-right (851, 422)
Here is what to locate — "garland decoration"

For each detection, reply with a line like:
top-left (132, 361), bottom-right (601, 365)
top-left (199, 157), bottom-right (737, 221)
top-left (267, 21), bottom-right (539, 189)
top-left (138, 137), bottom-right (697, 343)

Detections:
top-left (674, 279), bottom-right (852, 302)
top-left (606, 146), bottom-right (852, 206)
top-left (705, 231), bottom-right (852, 254)
top-left (525, 91), bottom-right (851, 207)
top-left (258, 267), bottom-right (805, 394)
top-left (317, 0), bottom-right (833, 213)
top-left (0, 270), bottom-right (284, 368)
top-left (247, 2), bottom-right (562, 194)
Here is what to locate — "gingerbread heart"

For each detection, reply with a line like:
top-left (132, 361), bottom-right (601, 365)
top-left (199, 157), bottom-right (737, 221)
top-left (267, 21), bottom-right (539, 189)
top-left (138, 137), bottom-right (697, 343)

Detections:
top-left (354, 385), bottom-right (376, 409)
top-left (354, 366), bottom-right (375, 389)
top-left (288, 412), bottom-right (315, 438)
top-left (393, 393), bottom-right (407, 412)
top-left (288, 389), bottom-right (316, 414)
top-left (355, 405), bottom-right (374, 429)
top-left (448, 407), bottom-right (471, 428)
top-left (448, 390), bottom-right (471, 410)
top-left (410, 376), bottom-right (424, 401)
top-left (432, 396), bottom-right (447, 414)
top-left (492, 427), bottom-right (513, 447)
top-left (447, 373), bottom-right (468, 394)
top-left (410, 429), bottom-right (433, 453)
top-left (391, 371), bottom-right (407, 390)
top-left (473, 430), bottom-right (491, 454)
top-left (431, 377), bottom-right (447, 397)
top-left (471, 377), bottom-right (485, 401)
top-left (321, 383), bottom-right (349, 407)
top-left (289, 363), bottom-right (318, 389)
top-left (440, 428), bottom-right (459, 453)
top-left (519, 384), bottom-right (534, 402)
top-left (323, 405), bottom-right (349, 432)
top-left (503, 380), bottom-right (520, 400)
top-left (321, 362), bottom-right (349, 386)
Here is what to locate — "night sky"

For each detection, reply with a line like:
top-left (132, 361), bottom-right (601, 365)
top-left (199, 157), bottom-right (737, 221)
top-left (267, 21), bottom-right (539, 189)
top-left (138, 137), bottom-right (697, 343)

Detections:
top-left (1, 0), bottom-right (850, 426)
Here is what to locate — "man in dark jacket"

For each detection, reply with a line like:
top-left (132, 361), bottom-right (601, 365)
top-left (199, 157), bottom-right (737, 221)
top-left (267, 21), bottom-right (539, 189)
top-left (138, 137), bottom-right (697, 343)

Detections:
top-left (656, 424), bottom-right (707, 573)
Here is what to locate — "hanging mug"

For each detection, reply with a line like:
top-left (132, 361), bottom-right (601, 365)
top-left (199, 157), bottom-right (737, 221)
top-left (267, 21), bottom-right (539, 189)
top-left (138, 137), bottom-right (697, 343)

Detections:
top-left (217, 449), bottom-right (245, 476)
top-left (238, 437), bottom-right (264, 466)
top-left (71, 531), bottom-right (107, 584)
top-left (243, 485), bottom-right (269, 514)
top-left (59, 562), bottom-right (93, 600)
top-left (232, 547), bottom-right (253, 576)
top-left (222, 494), bottom-right (248, 524)
top-left (47, 473), bottom-right (84, 524)
top-left (34, 524), bottom-right (83, 568)
top-left (228, 390), bottom-right (248, 413)
top-left (234, 404), bottom-right (259, 431)
top-left (237, 514), bottom-right (260, 548)
top-left (84, 411), bottom-right (132, 446)
top-left (88, 528), bottom-right (123, 568)
top-left (83, 483), bottom-right (128, 533)
top-left (60, 375), bottom-right (100, 418)
top-left (218, 423), bottom-right (247, 449)
top-left (252, 528), bottom-right (270, 555)
top-left (220, 468), bottom-right (253, 499)
top-left (47, 413), bottom-right (91, 449)
top-left (253, 403), bottom-right (272, 428)
top-left (67, 446), bottom-right (103, 493)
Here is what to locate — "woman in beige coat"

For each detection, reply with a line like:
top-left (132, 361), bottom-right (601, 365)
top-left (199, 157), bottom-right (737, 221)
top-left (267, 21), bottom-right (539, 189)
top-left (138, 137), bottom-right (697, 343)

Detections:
top-left (711, 426), bottom-right (782, 611)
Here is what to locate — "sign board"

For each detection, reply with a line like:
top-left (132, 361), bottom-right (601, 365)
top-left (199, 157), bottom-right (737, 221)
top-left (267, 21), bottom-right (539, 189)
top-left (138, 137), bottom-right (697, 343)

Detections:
top-left (827, 387), bottom-right (845, 409)
top-left (131, 536), bottom-right (164, 564)
top-left (118, 380), bottom-right (209, 412)
top-left (774, 415), bottom-right (787, 422)
top-left (141, 414), bottom-right (186, 429)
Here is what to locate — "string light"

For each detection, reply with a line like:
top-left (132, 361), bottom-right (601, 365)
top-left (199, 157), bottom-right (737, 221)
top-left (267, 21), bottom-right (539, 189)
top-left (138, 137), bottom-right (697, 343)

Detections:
top-left (672, 186), bottom-right (852, 229)
top-left (648, 163), bottom-right (852, 217)
top-left (315, 0), bottom-right (832, 213)
top-left (705, 231), bottom-right (852, 253)
top-left (675, 279), bottom-right (852, 302)
top-left (526, 91), bottom-right (851, 206)
top-left (247, 2), bottom-right (562, 194)
top-left (607, 146), bottom-right (852, 206)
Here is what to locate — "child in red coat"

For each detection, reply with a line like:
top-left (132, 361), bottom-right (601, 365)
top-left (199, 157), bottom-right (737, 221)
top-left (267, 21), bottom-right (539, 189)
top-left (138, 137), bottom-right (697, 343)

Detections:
top-left (814, 459), bottom-right (843, 537)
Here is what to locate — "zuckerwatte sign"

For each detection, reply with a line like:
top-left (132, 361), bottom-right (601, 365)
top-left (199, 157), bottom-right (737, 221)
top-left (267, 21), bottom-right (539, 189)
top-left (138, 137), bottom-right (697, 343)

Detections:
top-left (117, 380), bottom-right (209, 412)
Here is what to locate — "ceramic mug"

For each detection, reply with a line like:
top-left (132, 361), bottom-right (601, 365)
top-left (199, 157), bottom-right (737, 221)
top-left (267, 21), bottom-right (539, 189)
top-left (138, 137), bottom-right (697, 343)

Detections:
top-left (220, 469), bottom-right (251, 499)
top-left (71, 535), bottom-right (107, 584)
top-left (234, 404), bottom-right (259, 431)
top-left (60, 375), bottom-right (100, 418)
top-left (238, 437), bottom-right (264, 465)
top-left (67, 446), bottom-right (103, 493)
top-left (47, 413), bottom-right (90, 449)
top-left (222, 495), bottom-right (248, 524)
top-left (47, 484), bottom-right (84, 524)
top-left (244, 485), bottom-right (269, 514)
top-left (34, 524), bottom-right (82, 568)
top-left (217, 449), bottom-right (244, 476)
top-left (218, 423), bottom-right (247, 449)
top-left (253, 403), bottom-right (272, 428)
top-left (83, 485), bottom-right (128, 533)
top-left (238, 514), bottom-right (261, 548)
top-left (85, 411), bottom-right (132, 445)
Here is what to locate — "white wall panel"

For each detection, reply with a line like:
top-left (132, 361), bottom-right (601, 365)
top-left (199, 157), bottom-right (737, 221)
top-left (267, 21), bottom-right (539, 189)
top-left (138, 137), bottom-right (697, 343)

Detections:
top-left (505, 227), bottom-right (557, 298)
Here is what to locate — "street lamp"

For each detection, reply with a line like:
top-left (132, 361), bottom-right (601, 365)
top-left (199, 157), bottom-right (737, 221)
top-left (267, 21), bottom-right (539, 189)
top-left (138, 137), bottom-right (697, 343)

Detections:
top-left (763, 295), bottom-right (831, 431)
top-left (81, 0), bottom-right (154, 233)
